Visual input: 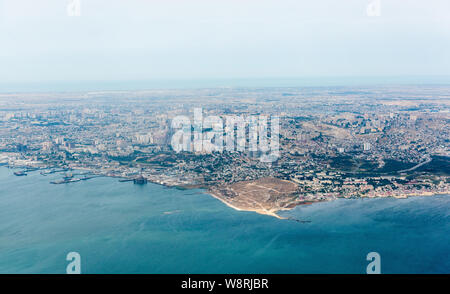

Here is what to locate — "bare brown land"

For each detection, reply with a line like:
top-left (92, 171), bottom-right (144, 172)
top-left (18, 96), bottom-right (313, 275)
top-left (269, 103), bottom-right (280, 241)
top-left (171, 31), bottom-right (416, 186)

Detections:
top-left (208, 177), bottom-right (316, 219)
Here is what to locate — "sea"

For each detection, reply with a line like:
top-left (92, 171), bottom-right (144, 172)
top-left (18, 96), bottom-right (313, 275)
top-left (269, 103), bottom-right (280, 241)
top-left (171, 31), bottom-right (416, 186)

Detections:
top-left (1, 76), bottom-right (450, 93)
top-left (0, 167), bottom-right (448, 274)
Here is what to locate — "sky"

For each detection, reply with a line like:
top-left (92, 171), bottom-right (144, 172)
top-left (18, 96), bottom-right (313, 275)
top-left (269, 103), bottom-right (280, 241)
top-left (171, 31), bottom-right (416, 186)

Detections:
top-left (0, 0), bottom-right (450, 87)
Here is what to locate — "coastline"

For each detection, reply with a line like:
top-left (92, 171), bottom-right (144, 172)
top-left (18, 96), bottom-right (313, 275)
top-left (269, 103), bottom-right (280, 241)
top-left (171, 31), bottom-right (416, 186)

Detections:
top-left (1, 163), bottom-right (449, 220)
top-left (207, 190), bottom-right (287, 219)
top-left (206, 189), bottom-right (450, 220)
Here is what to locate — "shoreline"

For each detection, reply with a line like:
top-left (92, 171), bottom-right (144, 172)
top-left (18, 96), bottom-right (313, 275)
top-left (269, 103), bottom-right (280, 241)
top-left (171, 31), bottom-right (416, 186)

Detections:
top-left (1, 164), bottom-right (448, 220)
top-left (206, 189), bottom-right (450, 220)
top-left (207, 190), bottom-right (287, 219)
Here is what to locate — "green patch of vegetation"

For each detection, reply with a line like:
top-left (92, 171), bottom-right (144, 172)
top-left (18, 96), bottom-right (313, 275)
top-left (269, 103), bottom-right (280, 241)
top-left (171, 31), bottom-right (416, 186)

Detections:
top-left (377, 159), bottom-right (416, 173)
top-left (415, 156), bottom-right (450, 175)
top-left (329, 156), bottom-right (355, 171)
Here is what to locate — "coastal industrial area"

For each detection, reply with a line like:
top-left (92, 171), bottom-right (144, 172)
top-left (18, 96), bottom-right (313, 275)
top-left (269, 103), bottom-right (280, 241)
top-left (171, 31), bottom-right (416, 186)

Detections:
top-left (0, 86), bottom-right (449, 218)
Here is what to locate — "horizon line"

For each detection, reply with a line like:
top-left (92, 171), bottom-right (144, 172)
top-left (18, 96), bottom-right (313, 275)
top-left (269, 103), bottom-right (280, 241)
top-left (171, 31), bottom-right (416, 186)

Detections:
top-left (1, 75), bottom-right (450, 94)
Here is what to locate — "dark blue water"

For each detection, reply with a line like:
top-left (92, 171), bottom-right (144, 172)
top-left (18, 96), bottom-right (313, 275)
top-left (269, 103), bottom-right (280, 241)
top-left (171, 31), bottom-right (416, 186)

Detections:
top-left (0, 167), bottom-right (448, 273)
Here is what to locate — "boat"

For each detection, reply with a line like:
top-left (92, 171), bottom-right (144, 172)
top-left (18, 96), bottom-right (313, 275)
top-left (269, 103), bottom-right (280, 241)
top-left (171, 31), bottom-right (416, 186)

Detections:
top-left (13, 171), bottom-right (27, 176)
top-left (119, 178), bottom-right (133, 182)
top-left (133, 176), bottom-right (148, 185)
top-left (50, 178), bottom-right (81, 184)
top-left (63, 173), bottom-right (74, 180)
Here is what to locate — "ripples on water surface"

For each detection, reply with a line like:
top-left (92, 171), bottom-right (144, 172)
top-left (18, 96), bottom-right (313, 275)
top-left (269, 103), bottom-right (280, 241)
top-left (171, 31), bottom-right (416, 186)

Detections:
top-left (0, 167), bottom-right (448, 273)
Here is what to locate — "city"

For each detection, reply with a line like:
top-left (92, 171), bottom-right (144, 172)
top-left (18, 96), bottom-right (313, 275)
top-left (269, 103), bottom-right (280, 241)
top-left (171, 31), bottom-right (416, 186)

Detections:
top-left (1, 85), bottom-right (448, 218)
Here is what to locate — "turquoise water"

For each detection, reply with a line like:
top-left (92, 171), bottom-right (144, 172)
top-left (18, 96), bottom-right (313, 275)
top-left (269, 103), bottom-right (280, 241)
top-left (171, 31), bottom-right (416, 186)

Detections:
top-left (0, 167), bottom-right (448, 273)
